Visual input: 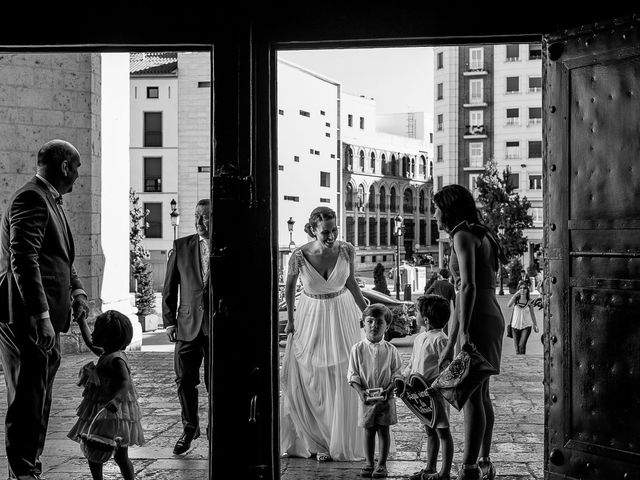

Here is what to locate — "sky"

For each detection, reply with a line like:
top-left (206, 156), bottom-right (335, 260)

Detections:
top-left (278, 47), bottom-right (434, 116)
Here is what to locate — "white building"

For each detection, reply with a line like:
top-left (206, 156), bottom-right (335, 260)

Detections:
top-left (432, 44), bottom-right (542, 268)
top-left (129, 52), bottom-right (211, 289)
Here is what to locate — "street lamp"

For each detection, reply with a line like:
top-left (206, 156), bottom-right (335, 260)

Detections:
top-left (170, 198), bottom-right (180, 241)
top-left (394, 214), bottom-right (404, 299)
top-left (498, 224), bottom-right (505, 295)
top-left (287, 217), bottom-right (296, 252)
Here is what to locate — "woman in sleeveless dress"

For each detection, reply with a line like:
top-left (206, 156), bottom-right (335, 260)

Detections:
top-left (280, 206), bottom-right (368, 462)
top-left (434, 185), bottom-right (507, 480)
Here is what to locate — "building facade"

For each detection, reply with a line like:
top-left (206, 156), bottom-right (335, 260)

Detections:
top-left (129, 52), bottom-right (211, 289)
top-left (277, 58), bottom-right (435, 276)
top-left (432, 44), bottom-right (543, 267)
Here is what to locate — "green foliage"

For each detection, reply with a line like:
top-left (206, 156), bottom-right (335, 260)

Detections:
top-left (476, 159), bottom-right (534, 262)
top-left (372, 263), bottom-right (390, 296)
top-left (130, 188), bottom-right (156, 316)
top-left (507, 257), bottom-right (524, 291)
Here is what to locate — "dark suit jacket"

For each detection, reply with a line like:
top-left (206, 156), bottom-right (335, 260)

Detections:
top-left (162, 234), bottom-right (210, 342)
top-left (0, 176), bottom-right (83, 333)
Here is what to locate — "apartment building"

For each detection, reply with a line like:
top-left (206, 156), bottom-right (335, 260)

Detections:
top-left (129, 52), bottom-right (211, 289)
top-left (432, 44), bottom-right (543, 267)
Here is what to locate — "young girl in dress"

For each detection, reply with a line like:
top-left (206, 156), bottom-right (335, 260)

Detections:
top-left (68, 310), bottom-right (145, 480)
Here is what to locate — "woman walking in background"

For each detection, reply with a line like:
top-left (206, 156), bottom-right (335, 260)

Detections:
top-left (507, 282), bottom-right (539, 354)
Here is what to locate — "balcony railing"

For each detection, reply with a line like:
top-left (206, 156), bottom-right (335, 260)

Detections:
top-left (464, 125), bottom-right (487, 136)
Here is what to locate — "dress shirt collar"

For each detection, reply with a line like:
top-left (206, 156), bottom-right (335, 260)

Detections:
top-left (36, 174), bottom-right (61, 200)
top-left (363, 337), bottom-right (383, 346)
top-left (199, 235), bottom-right (208, 243)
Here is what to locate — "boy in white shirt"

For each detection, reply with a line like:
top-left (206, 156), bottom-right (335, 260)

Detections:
top-left (400, 294), bottom-right (453, 480)
top-left (348, 303), bottom-right (403, 478)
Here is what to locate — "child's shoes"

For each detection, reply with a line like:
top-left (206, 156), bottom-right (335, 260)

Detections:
top-left (477, 457), bottom-right (496, 480)
top-left (409, 466), bottom-right (436, 480)
top-left (371, 464), bottom-right (388, 478)
top-left (456, 464), bottom-right (480, 480)
top-left (361, 464), bottom-right (374, 477)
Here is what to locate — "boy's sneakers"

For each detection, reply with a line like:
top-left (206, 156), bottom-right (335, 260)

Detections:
top-left (408, 467), bottom-right (436, 480)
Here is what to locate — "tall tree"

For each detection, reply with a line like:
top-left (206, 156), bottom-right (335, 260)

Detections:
top-left (476, 159), bottom-right (533, 261)
top-left (130, 188), bottom-right (156, 316)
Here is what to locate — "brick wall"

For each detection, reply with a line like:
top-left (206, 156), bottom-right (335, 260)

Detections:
top-left (0, 53), bottom-right (104, 353)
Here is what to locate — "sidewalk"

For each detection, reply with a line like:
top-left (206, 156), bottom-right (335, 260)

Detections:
top-left (281, 350), bottom-right (543, 479)
top-left (0, 294), bottom-right (543, 479)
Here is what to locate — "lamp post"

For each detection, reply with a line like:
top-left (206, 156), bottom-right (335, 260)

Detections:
top-left (170, 198), bottom-right (180, 241)
top-left (287, 217), bottom-right (296, 252)
top-left (498, 224), bottom-right (505, 295)
top-left (394, 214), bottom-right (404, 299)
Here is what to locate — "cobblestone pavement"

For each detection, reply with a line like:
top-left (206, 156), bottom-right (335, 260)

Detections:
top-left (281, 352), bottom-right (544, 480)
top-left (0, 293), bottom-right (544, 479)
top-left (0, 351), bottom-right (210, 480)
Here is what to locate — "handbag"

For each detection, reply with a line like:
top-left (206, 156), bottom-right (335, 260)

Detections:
top-left (506, 324), bottom-right (513, 338)
top-left (432, 342), bottom-right (498, 410)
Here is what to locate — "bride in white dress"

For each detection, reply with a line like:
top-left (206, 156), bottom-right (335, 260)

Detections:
top-left (280, 206), bottom-right (368, 461)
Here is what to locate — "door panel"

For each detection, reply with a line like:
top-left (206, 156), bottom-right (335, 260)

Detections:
top-left (544, 16), bottom-right (640, 480)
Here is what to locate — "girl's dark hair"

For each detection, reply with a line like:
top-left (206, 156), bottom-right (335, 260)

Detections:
top-left (416, 294), bottom-right (450, 330)
top-left (95, 310), bottom-right (133, 352)
top-left (433, 184), bottom-right (483, 232)
top-left (304, 206), bottom-right (336, 238)
top-left (362, 303), bottom-right (393, 325)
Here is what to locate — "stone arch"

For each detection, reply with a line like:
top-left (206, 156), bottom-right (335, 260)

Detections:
top-left (403, 186), bottom-right (414, 214)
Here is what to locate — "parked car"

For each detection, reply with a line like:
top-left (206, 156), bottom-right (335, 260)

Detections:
top-left (278, 285), bottom-right (417, 342)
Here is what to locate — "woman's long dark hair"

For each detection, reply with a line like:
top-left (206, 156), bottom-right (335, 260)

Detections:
top-left (433, 184), bottom-right (508, 267)
top-left (433, 184), bottom-right (482, 232)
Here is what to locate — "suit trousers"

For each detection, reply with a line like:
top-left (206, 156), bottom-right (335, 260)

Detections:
top-left (174, 328), bottom-right (210, 435)
top-left (0, 323), bottom-right (61, 477)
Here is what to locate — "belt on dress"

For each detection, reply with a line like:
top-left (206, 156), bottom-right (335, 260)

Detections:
top-left (303, 287), bottom-right (347, 299)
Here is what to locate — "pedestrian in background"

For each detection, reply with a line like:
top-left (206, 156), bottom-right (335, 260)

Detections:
top-left (434, 184), bottom-right (507, 480)
top-left (347, 303), bottom-right (402, 478)
top-left (0, 139), bottom-right (90, 480)
top-left (162, 199), bottom-right (211, 455)
top-left (67, 310), bottom-right (144, 480)
top-left (507, 282), bottom-right (539, 354)
top-left (424, 268), bottom-right (456, 334)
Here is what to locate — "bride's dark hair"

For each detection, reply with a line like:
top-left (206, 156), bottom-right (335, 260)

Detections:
top-left (304, 206), bottom-right (336, 238)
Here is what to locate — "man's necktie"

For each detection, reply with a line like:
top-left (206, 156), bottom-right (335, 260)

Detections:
top-left (200, 239), bottom-right (210, 282)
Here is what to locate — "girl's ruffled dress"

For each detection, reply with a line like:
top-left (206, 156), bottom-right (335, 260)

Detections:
top-left (68, 351), bottom-right (145, 447)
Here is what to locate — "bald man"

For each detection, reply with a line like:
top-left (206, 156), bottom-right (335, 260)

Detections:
top-left (0, 139), bottom-right (89, 480)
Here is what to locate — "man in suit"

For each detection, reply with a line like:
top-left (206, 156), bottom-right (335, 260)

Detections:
top-left (162, 198), bottom-right (210, 455)
top-left (0, 139), bottom-right (89, 480)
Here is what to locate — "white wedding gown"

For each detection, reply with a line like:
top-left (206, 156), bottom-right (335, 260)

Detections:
top-left (280, 241), bottom-right (365, 461)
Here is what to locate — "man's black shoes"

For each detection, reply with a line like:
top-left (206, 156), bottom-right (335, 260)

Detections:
top-left (173, 428), bottom-right (201, 455)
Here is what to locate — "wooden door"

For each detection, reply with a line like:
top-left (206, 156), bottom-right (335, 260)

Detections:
top-left (543, 16), bottom-right (640, 480)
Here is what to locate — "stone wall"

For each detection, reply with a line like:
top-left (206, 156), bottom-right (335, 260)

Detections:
top-left (0, 53), bottom-right (104, 354)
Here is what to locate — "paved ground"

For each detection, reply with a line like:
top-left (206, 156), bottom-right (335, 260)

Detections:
top-left (0, 292), bottom-right (544, 479)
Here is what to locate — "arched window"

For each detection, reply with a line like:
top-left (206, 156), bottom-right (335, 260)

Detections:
top-left (390, 187), bottom-right (397, 212)
top-left (429, 160), bottom-right (433, 178)
top-left (419, 190), bottom-right (425, 213)
top-left (359, 150), bottom-right (365, 172)
top-left (379, 186), bottom-right (386, 212)
top-left (357, 184), bottom-right (366, 209)
top-left (391, 155), bottom-right (397, 176)
top-left (381, 154), bottom-right (387, 175)
top-left (402, 156), bottom-right (409, 177)
top-left (370, 152), bottom-right (376, 173)
top-left (345, 183), bottom-right (354, 210)
top-left (368, 185), bottom-right (376, 211)
top-left (345, 147), bottom-right (354, 171)
top-left (403, 188), bottom-right (414, 214)
top-left (420, 155), bottom-right (427, 179)
top-left (410, 157), bottom-right (415, 177)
